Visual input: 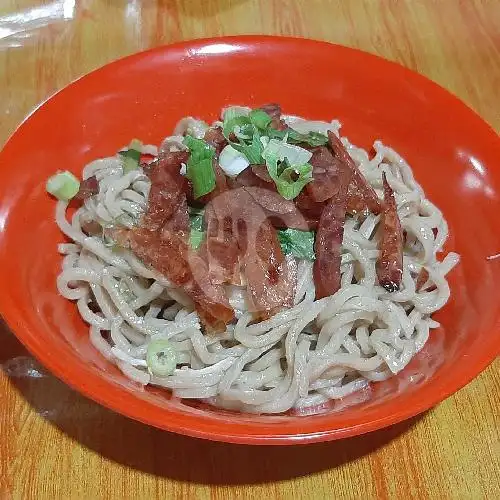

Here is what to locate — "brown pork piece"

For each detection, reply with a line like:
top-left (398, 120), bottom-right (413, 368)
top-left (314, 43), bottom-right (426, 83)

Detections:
top-left (75, 176), bottom-right (99, 201)
top-left (259, 103), bottom-right (288, 131)
top-left (328, 131), bottom-right (382, 215)
top-left (313, 137), bottom-right (354, 299)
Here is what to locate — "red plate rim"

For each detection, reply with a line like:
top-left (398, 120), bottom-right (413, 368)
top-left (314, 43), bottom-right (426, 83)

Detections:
top-left (0, 36), bottom-right (499, 445)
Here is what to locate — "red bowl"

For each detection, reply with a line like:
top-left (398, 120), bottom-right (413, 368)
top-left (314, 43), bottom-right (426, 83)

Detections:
top-left (0, 36), bottom-right (499, 444)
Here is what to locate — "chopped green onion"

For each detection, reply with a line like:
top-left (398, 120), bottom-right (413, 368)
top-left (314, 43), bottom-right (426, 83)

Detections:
top-left (299, 131), bottom-right (329, 146)
top-left (261, 150), bottom-right (313, 200)
top-left (262, 138), bottom-right (312, 167)
top-left (184, 135), bottom-right (216, 199)
top-left (190, 158), bottom-right (215, 199)
top-left (146, 338), bottom-right (177, 377)
top-left (222, 106), bottom-right (250, 122)
top-left (189, 229), bottom-right (205, 250)
top-left (121, 138), bottom-right (143, 173)
top-left (219, 144), bottom-right (250, 177)
top-left (223, 115), bottom-right (253, 140)
top-left (222, 108), bottom-right (277, 164)
top-left (189, 211), bottom-right (205, 249)
top-left (277, 228), bottom-right (316, 261)
top-left (46, 171), bottom-right (80, 201)
top-left (184, 135), bottom-right (214, 164)
top-left (230, 129), bottom-right (265, 164)
top-left (189, 212), bottom-right (204, 232)
top-left (249, 109), bottom-right (272, 129)
top-left (267, 127), bottom-right (328, 147)
top-left (276, 163), bottom-right (314, 200)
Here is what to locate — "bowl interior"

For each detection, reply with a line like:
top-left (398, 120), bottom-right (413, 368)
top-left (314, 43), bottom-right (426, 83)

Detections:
top-left (1, 37), bottom-right (499, 444)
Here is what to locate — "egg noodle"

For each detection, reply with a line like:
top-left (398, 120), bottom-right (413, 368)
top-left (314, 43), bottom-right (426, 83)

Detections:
top-left (55, 108), bottom-right (459, 414)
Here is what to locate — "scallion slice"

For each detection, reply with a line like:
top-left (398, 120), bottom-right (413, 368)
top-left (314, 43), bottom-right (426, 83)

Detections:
top-left (189, 211), bottom-right (205, 249)
top-left (249, 109), bottom-right (272, 129)
top-left (146, 339), bottom-right (177, 377)
top-left (184, 135), bottom-right (216, 199)
top-left (46, 171), bottom-right (80, 201)
top-left (189, 229), bottom-right (205, 250)
top-left (219, 144), bottom-right (250, 177)
top-left (262, 138), bottom-right (313, 166)
top-left (261, 150), bottom-right (313, 200)
top-left (121, 139), bottom-right (143, 173)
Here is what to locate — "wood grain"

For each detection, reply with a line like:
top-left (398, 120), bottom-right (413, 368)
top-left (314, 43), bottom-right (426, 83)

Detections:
top-left (0, 1), bottom-right (499, 499)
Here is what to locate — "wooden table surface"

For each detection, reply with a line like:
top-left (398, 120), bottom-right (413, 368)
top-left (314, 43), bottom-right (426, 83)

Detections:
top-left (1, 1), bottom-right (499, 499)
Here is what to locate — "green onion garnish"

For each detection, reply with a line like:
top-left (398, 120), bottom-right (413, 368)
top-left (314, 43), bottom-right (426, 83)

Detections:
top-left (222, 115), bottom-right (253, 141)
top-left (189, 212), bottom-right (204, 232)
top-left (146, 338), bottom-right (177, 377)
top-left (222, 110), bottom-right (265, 163)
top-left (184, 135), bottom-right (216, 199)
top-left (267, 127), bottom-right (329, 147)
top-left (230, 128), bottom-right (265, 164)
top-left (262, 138), bottom-right (312, 166)
top-left (189, 211), bottom-right (205, 249)
top-left (277, 228), bottom-right (316, 261)
top-left (249, 109), bottom-right (272, 129)
top-left (261, 150), bottom-right (313, 200)
top-left (46, 171), bottom-right (80, 201)
top-left (189, 229), bottom-right (205, 250)
top-left (121, 139), bottom-right (142, 173)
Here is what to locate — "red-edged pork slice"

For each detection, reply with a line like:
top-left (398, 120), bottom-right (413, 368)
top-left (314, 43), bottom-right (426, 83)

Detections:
top-left (211, 188), bottom-right (297, 317)
top-left (243, 186), bottom-right (296, 215)
top-left (313, 202), bottom-right (346, 299)
top-left (267, 212), bottom-right (318, 231)
top-left (75, 176), bottom-right (99, 201)
top-left (259, 103), bottom-right (288, 131)
top-left (251, 164), bottom-right (274, 183)
top-left (204, 127), bottom-right (228, 156)
top-left (186, 251), bottom-right (235, 331)
top-left (230, 166), bottom-right (277, 190)
top-left (130, 150), bottom-right (234, 332)
top-left (141, 152), bottom-right (190, 230)
top-left (313, 141), bottom-right (353, 299)
top-left (204, 202), bottom-right (241, 285)
top-left (305, 146), bottom-right (345, 203)
top-left (328, 131), bottom-right (382, 215)
top-left (129, 228), bottom-right (192, 286)
top-left (244, 186), bottom-right (317, 230)
top-left (129, 227), bottom-right (234, 333)
top-left (296, 191), bottom-right (325, 219)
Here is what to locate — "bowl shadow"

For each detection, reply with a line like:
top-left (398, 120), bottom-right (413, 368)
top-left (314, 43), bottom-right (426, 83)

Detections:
top-left (1, 323), bottom-right (422, 484)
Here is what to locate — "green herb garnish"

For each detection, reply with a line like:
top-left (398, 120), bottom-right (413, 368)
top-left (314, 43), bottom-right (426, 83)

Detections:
top-left (184, 135), bottom-right (216, 199)
top-left (277, 228), bottom-right (316, 261)
top-left (268, 127), bottom-right (328, 147)
top-left (248, 109), bottom-right (272, 129)
top-left (146, 339), bottom-right (177, 377)
top-left (120, 139), bottom-right (142, 173)
top-left (261, 150), bottom-right (313, 200)
top-left (189, 210), bottom-right (205, 249)
top-left (46, 171), bottom-right (80, 201)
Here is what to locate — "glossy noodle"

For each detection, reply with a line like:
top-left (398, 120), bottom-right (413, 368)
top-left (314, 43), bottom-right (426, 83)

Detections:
top-left (54, 108), bottom-right (459, 414)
